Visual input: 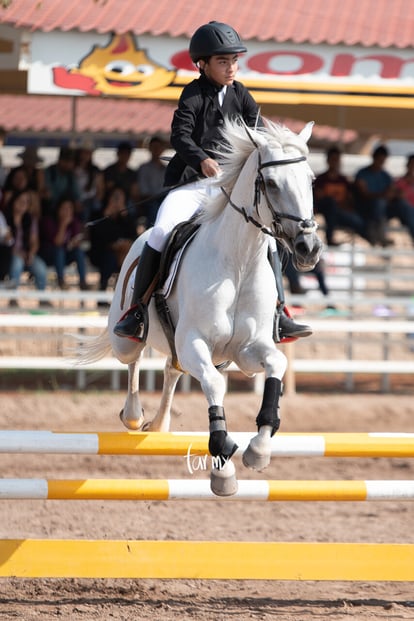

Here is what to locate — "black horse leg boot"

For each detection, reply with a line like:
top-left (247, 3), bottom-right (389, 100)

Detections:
top-left (270, 249), bottom-right (312, 342)
top-left (114, 243), bottom-right (161, 341)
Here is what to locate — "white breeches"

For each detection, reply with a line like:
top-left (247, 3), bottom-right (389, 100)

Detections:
top-left (147, 177), bottom-right (221, 252)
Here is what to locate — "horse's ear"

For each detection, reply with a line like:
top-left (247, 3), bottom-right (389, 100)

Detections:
top-left (299, 121), bottom-right (314, 144)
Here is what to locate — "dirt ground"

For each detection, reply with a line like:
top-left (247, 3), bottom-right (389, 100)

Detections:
top-left (0, 390), bottom-right (414, 620)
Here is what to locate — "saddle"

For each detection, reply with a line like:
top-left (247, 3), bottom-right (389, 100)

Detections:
top-left (154, 219), bottom-right (200, 371)
top-left (158, 219), bottom-right (200, 289)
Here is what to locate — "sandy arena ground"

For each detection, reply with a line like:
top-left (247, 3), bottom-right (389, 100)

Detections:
top-left (0, 390), bottom-right (413, 620)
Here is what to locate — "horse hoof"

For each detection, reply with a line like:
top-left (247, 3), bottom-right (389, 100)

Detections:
top-left (119, 409), bottom-right (145, 430)
top-left (242, 443), bottom-right (271, 471)
top-left (141, 420), bottom-right (153, 431)
top-left (210, 461), bottom-right (238, 497)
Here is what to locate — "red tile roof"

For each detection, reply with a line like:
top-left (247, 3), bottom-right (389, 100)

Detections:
top-left (1, 0), bottom-right (414, 48)
top-left (0, 94), bottom-right (176, 135)
top-left (0, 93), bottom-right (357, 144)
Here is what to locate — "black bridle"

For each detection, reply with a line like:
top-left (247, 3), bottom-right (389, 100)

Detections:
top-left (221, 152), bottom-right (318, 240)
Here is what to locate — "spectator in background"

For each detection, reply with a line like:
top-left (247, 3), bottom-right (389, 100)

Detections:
top-left (103, 141), bottom-right (139, 208)
top-left (0, 209), bottom-right (13, 280)
top-left (89, 186), bottom-right (138, 300)
top-left (15, 146), bottom-right (45, 193)
top-left (43, 147), bottom-right (81, 216)
top-left (0, 126), bottom-right (8, 192)
top-left (1, 166), bottom-right (31, 209)
top-left (0, 168), bottom-right (44, 283)
top-left (313, 147), bottom-right (369, 246)
top-left (354, 145), bottom-right (414, 246)
top-left (395, 154), bottom-right (414, 207)
top-left (353, 145), bottom-right (395, 246)
top-left (0, 159), bottom-right (6, 195)
top-left (392, 154), bottom-right (414, 242)
top-left (136, 135), bottom-right (167, 227)
top-left (39, 196), bottom-right (89, 291)
top-left (73, 139), bottom-right (104, 222)
top-left (3, 146), bottom-right (45, 219)
top-left (3, 189), bottom-right (48, 306)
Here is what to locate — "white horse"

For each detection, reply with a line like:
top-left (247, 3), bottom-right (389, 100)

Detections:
top-left (79, 118), bottom-right (323, 496)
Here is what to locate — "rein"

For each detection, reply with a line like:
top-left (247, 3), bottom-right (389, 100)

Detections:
top-left (220, 185), bottom-right (276, 237)
top-left (259, 156), bottom-right (306, 168)
top-left (85, 173), bottom-right (199, 228)
top-left (221, 153), bottom-right (317, 239)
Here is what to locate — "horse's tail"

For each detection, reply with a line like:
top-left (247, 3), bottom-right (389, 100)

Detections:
top-left (72, 328), bottom-right (112, 365)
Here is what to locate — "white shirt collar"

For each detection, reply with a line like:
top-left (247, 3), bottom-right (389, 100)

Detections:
top-left (218, 85), bottom-right (227, 106)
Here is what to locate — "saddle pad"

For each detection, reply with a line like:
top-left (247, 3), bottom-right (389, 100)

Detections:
top-left (159, 234), bottom-right (196, 299)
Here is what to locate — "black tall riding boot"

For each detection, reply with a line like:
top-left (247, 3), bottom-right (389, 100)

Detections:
top-left (270, 250), bottom-right (312, 342)
top-left (114, 243), bottom-right (161, 341)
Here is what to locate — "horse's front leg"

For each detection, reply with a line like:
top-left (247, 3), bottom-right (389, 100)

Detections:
top-left (242, 347), bottom-right (287, 471)
top-left (143, 356), bottom-right (182, 432)
top-left (179, 339), bottom-right (238, 497)
top-left (208, 402), bottom-right (239, 496)
top-left (120, 359), bottom-right (145, 430)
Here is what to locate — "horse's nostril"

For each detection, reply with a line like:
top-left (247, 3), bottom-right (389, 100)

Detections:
top-left (295, 241), bottom-right (308, 255)
top-left (294, 233), bottom-right (323, 256)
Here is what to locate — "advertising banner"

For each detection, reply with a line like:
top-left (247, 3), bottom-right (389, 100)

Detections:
top-left (28, 31), bottom-right (414, 110)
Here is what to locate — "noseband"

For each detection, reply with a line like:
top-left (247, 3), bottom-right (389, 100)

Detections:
top-left (221, 153), bottom-right (318, 240)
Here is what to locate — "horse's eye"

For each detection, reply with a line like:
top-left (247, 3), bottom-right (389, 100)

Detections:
top-left (266, 179), bottom-right (278, 190)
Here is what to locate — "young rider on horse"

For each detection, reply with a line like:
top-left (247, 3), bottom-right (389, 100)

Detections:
top-left (114, 21), bottom-right (312, 343)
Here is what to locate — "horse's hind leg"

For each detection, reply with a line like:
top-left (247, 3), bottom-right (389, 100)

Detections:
top-left (143, 357), bottom-right (182, 432)
top-left (120, 360), bottom-right (145, 430)
top-left (242, 376), bottom-right (282, 471)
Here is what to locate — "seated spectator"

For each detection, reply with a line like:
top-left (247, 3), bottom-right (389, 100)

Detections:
top-left (3, 189), bottom-right (48, 305)
top-left (0, 209), bottom-right (13, 280)
top-left (354, 145), bottom-right (393, 246)
top-left (389, 154), bottom-right (414, 244)
top-left (43, 147), bottom-right (81, 216)
top-left (136, 135), bottom-right (167, 227)
top-left (73, 139), bottom-right (104, 222)
top-left (1, 166), bottom-right (45, 274)
top-left (354, 145), bottom-right (414, 246)
top-left (39, 196), bottom-right (89, 290)
top-left (0, 159), bottom-right (6, 196)
top-left (103, 141), bottom-right (139, 209)
top-left (88, 186), bottom-right (138, 297)
top-left (394, 154), bottom-right (414, 207)
top-left (3, 146), bottom-right (45, 219)
top-left (355, 145), bottom-right (393, 246)
top-left (314, 147), bottom-right (369, 246)
top-left (0, 126), bottom-right (8, 194)
top-left (1, 166), bottom-right (31, 209)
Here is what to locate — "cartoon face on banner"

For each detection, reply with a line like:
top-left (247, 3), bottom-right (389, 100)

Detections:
top-left (53, 33), bottom-right (176, 96)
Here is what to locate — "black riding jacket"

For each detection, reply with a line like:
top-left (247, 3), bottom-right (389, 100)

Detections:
top-left (164, 72), bottom-right (260, 186)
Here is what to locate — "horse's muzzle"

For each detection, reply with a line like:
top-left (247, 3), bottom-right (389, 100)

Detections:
top-left (292, 232), bottom-right (323, 272)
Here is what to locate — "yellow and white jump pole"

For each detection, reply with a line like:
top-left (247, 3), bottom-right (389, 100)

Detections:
top-left (1, 431), bottom-right (414, 457)
top-left (1, 478), bottom-right (414, 501)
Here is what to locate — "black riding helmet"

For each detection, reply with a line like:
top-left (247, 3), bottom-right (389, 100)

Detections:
top-left (189, 21), bottom-right (247, 63)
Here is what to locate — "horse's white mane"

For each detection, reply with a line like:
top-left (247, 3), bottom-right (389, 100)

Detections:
top-left (196, 117), bottom-right (310, 223)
